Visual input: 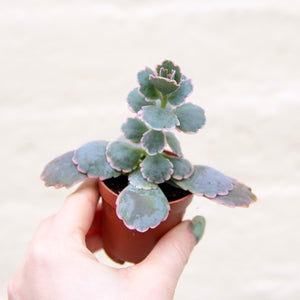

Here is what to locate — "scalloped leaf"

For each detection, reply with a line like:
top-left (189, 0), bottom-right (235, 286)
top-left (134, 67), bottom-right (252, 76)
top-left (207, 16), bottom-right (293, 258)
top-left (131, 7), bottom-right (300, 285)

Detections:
top-left (106, 141), bottom-right (144, 172)
top-left (173, 165), bottom-right (234, 198)
top-left (139, 106), bottom-right (179, 130)
top-left (128, 168), bottom-right (158, 190)
top-left (121, 118), bottom-right (149, 144)
top-left (116, 184), bottom-right (170, 232)
top-left (138, 67), bottom-right (160, 100)
top-left (174, 103), bottom-right (206, 133)
top-left (127, 87), bottom-right (154, 113)
top-left (142, 130), bottom-right (165, 155)
top-left (168, 79), bottom-right (193, 106)
top-left (140, 154), bottom-right (173, 184)
top-left (41, 151), bottom-right (87, 188)
top-left (164, 155), bottom-right (193, 180)
top-left (210, 180), bottom-right (257, 207)
top-left (73, 141), bottom-right (120, 180)
top-left (165, 132), bottom-right (183, 157)
top-left (156, 60), bottom-right (182, 83)
top-left (149, 75), bottom-right (180, 95)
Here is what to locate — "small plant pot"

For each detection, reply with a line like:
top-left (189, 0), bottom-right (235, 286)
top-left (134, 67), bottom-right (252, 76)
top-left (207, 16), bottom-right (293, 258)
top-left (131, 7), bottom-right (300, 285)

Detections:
top-left (99, 179), bottom-right (193, 264)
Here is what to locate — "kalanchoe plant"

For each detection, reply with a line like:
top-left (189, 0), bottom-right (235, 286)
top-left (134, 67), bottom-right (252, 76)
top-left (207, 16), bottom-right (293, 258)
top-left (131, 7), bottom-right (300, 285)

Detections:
top-left (41, 60), bottom-right (257, 233)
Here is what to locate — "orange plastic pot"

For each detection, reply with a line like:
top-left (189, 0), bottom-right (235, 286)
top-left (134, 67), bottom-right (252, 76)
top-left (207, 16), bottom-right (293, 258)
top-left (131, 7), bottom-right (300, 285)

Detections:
top-left (99, 180), bottom-right (193, 264)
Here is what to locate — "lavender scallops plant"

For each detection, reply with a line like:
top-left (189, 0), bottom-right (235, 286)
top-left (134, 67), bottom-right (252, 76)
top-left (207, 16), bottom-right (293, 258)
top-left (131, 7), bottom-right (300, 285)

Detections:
top-left (41, 60), bottom-right (257, 232)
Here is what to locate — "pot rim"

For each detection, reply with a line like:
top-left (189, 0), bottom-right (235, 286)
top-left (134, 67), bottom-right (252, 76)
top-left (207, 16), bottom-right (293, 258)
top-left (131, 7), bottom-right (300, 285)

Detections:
top-left (99, 178), bottom-right (193, 205)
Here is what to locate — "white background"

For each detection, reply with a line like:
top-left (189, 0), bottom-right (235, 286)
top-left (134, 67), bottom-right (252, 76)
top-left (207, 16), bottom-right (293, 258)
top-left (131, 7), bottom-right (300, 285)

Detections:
top-left (1, 0), bottom-right (300, 299)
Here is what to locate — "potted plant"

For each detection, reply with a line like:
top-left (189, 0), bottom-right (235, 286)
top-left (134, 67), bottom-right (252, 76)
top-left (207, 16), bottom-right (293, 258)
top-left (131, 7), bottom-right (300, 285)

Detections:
top-left (41, 60), bottom-right (257, 264)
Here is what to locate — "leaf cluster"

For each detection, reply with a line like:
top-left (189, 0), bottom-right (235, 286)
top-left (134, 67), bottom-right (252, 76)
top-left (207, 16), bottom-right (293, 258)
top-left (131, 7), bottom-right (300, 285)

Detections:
top-left (41, 60), bottom-right (257, 232)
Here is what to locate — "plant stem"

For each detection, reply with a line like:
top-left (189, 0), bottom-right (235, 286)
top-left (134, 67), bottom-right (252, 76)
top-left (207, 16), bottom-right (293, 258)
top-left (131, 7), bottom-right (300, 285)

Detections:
top-left (160, 94), bottom-right (168, 109)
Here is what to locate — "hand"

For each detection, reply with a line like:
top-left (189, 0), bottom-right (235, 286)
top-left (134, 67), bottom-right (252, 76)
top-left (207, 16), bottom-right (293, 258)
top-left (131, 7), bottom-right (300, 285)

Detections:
top-left (8, 179), bottom-right (205, 300)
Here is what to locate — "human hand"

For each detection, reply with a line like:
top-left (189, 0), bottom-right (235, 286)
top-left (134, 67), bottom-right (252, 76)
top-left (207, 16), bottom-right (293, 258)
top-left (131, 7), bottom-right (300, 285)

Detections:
top-left (8, 179), bottom-right (205, 300)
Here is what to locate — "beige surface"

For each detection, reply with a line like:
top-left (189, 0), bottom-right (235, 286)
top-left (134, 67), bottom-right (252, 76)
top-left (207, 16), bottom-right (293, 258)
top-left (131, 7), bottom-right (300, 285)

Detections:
top-left (1, 1), bottom-right (300, 299)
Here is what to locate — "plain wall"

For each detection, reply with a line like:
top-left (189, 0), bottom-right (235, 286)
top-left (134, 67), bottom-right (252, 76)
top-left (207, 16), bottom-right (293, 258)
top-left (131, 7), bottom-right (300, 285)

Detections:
top-left (1, 1), bottom-right (300, 299)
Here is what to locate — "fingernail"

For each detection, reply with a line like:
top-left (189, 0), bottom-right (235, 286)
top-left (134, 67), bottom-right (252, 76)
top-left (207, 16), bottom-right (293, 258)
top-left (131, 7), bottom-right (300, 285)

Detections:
top-left (190, 216), bottom-right (206, 244)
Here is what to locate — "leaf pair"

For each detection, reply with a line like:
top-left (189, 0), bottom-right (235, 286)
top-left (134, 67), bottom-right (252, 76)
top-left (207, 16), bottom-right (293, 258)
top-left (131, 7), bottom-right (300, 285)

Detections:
top-left (173, 165), bottom-right (257, 207)
top-left (121, 118), bottom-right (183, 156)
top-left (41, 141), bottom-right (123, 188)
top-left (137, 61), bottom-right (194, 108)
top-left (127, 89), bottom-right (206, 135)
top-left (121, 117), bottom-right (168, 155)
top-left (140, 154), bottom-right (193, 184)
top-left (106, 140), bottom-right (193, 185)
top-left (138, 61), bottom-right (181, 98)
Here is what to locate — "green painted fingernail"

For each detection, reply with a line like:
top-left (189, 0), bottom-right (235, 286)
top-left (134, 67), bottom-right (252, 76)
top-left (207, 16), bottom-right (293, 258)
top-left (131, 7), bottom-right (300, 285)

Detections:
top-left (191, 216), bottom-right (206, 244)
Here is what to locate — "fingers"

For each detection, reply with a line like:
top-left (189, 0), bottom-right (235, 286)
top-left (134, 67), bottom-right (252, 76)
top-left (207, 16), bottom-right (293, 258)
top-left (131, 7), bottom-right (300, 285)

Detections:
top-left (138, 217), bottom-right (205, 293)
top-left (53, 179), bottom-right (101, 238)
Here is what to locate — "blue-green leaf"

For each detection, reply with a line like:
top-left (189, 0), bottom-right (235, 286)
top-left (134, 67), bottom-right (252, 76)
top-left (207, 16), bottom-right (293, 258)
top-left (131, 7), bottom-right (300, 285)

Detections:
top-left (140, 154), bottom-right (173, 184)
top-left (168, 79), bottom-right (193, 106)
top-left (142, 130), bottom-right (165, 155)
top-left (106, 141), bottom-right (144, 172)
top-left (211, 180), bottom-right (257, 207)
top-left (149, 76), bottom-right (179, 95)
top-left (174, 103), bottom-right (206, 133)
top-left (165, 132), bottom-right (183, 157)
top-left (165, 155), bottom-right (193, 180)
top-left (116, 184), bottom-right (170, 232)
top-left (121, 118), bottom-right (149, 144)
top-left (128, 168), bottom-right (158, 190)
top-left (139, 106), bottom-right (179, 130)
top-left (156, 60), bottom-right (182, 83)
top-left (73, 141), bottom-right (120, 180)
top-left (127, 88), bottom-right (154, 113)
top-left (138, 67), bottom-right (160, 100)
top-left (41, 151), bottom-right (87, 188)
top-left (173, 165), bottom-right (234, 198)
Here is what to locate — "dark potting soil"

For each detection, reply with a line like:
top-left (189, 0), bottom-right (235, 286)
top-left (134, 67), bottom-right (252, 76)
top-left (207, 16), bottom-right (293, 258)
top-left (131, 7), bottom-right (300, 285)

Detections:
top-left (104, 175), bottom-right (129, 195)
top-left (103, 175), bottom-right (190, 202)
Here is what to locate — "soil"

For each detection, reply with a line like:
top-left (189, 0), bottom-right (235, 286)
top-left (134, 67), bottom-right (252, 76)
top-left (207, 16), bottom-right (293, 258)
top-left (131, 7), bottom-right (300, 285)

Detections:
top-left (103, 175), bottom-right (190, 202)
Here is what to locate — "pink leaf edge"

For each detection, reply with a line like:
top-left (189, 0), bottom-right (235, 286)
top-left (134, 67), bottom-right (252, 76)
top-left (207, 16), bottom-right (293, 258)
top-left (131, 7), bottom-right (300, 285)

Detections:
top-left (115, 192), bottom-right (170, 233)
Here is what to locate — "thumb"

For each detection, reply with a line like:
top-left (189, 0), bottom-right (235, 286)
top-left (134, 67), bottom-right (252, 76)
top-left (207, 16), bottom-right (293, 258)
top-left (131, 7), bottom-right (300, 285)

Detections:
top-left (138, 216), bottom-right (205, 290)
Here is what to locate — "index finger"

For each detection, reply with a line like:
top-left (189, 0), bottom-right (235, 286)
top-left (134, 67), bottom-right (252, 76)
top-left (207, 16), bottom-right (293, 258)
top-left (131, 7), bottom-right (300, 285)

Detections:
top-left (53, 179), bottom-right (101, 237)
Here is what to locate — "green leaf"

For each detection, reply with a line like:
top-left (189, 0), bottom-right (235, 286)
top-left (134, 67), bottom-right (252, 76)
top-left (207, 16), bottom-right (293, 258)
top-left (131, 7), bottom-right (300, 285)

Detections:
top-left (168, 79), bottom-right (193, 106)
top-left (165, 155), bottom-right (193, 180)
top-left (165, 132), bottom-right (183, 157)
top-left (173, 165), bottom-right (234, 198)
top-left (106, 141), bottom-right (144, 172)
top-left (41, 151), bottom-right (87, 188)
top-left (138, 67), bottom-right (160, 100)
top-left (73, 141), bottom-right (120, 180)
top-left (156, 60), bottom-right (182, 83)
top-left (149, 76), bottom-right (179, 95)
top-left (121, 118), bottom-right (149, 144)
top-left (142, 130), bottom-right (165, 155)
top-left (139, 106), bottom-right (179, 130)
top-left (127, 88), bottom-right (154, 113)
top-left (211, 180), bottom-right (257, 207)
top-left (140, 154), bottom-right (173, 184)
top-left (174, 103), bottom-right (206, 133)
top-left (128, 168), bottom-right (158, 190)
top-left (116, 184), bottom-right (170, 232)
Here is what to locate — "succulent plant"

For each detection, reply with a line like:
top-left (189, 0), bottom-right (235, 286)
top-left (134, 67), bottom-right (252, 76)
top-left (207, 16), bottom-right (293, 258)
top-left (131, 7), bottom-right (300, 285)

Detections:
top-left (41, 60), bottom-right (257, 233)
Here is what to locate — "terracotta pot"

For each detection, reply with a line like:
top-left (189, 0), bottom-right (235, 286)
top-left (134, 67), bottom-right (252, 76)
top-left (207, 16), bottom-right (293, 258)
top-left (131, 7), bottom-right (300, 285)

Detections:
top-left (99, 180), bottom-right (193, 264)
